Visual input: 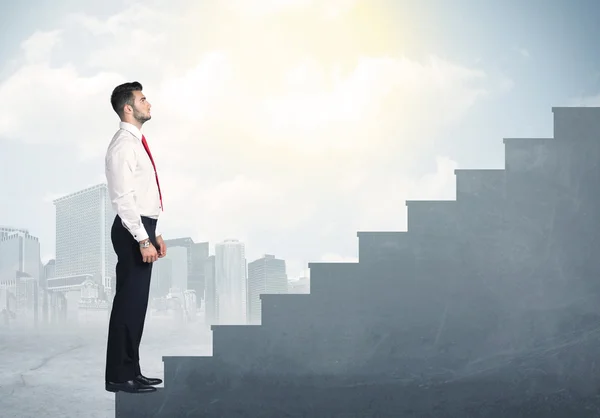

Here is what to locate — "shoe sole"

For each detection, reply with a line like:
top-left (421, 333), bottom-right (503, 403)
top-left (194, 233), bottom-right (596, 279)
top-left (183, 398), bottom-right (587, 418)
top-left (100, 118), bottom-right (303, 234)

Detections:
top-left (105, 385), bottom-right (157, 394)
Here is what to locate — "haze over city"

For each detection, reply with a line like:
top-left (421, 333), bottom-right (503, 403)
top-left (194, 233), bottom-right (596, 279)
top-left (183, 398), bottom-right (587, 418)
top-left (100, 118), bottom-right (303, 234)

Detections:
top-left (3, 0), bottom-right (600, 417)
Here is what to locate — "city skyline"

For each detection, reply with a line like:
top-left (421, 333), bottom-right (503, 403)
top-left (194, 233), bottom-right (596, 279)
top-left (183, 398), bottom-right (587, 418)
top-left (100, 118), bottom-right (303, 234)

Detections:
top-left (2, 180), bottom-right (304, 278)
top-left (4, 181), bottom-right (311, 282)
top-left (0, 178), bottom-right (298, 328)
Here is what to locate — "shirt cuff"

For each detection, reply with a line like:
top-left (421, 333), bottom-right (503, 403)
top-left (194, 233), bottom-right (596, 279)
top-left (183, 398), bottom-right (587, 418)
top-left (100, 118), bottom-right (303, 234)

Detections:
top-left (130, 225), bottom-right (150, 242)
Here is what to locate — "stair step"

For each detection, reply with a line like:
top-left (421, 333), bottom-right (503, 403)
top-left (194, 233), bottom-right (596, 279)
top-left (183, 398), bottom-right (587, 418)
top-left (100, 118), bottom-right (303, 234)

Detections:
top-left (406, 200), bottom-right (457, 235)
top-left (357, 231), bottom-right (412, 263)
top-left (260, 293), bottom-right (312, 327)
top-left (455, 168), bottom-right (505, 199)
top-left (162, 355), bottom-right (212, 388)
top-left (307, 262), bottom-right (359, 295)
top-left (503, 138), bottom-right (557, 173)
top-left (553, 106), bottom-right (600, 141)
top-left (115, 387), bottom-right (166, 417)
top-left (211, 325), bottom-right (264, 362)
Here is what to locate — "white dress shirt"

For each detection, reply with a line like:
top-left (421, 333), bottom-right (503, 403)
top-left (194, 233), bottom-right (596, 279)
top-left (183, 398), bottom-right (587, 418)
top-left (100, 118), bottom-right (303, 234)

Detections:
top-left (105, 121), bottom-right (162, 242)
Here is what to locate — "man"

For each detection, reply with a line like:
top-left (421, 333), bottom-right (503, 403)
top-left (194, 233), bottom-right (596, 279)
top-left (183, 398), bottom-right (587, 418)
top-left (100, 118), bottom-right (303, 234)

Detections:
top-left (104, 81), bottom-right (167, 394)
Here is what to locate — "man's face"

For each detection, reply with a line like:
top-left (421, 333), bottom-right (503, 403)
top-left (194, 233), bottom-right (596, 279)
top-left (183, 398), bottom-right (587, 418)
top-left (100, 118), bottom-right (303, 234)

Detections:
top-left (130, 90), bottom-right (151, 123)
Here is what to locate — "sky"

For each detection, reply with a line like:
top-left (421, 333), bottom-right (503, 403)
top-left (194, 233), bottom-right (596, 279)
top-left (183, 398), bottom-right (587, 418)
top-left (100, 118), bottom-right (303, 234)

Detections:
top-left (1, 0), bottom-right (600, 279)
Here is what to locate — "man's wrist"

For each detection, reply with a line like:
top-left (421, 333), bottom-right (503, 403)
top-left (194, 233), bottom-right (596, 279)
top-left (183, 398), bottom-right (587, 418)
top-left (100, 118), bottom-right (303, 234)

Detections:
top-left (139, 238), bottom-right (151, 248)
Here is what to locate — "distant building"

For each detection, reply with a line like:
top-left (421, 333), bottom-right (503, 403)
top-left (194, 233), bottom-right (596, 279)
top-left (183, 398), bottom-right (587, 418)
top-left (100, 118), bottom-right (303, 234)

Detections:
top-left (247, 254), bottom-right (287, 324)
top-left (214, 239), bottom-right (247, 325)
top-left (53, 184), bottom-right (116, 295)
top-left (0, 226), bottom-right (29, 239)
top-left (150, 257), bottom-right (172, 298)
top-left (164, 246), bottom-right (188, 293)
top-left (0, 230), bottom-right (41, 326)
top-left (46, 273), bottom-right (107, 324)
top-left (163, 238), bottom-right (209, 303)
top-left (204, 255), bottom-right (217, 325)
top-left (41, 259), bottom-right (56, 324)
top-left (43, 259), bottom-right (56, 281)
top-left (0, 230), bottom-right (41, 283)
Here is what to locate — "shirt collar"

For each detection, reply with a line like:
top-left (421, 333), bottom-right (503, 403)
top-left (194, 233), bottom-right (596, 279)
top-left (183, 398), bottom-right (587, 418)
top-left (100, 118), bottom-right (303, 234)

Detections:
top-left (119, 121), bottom-right (143, 141)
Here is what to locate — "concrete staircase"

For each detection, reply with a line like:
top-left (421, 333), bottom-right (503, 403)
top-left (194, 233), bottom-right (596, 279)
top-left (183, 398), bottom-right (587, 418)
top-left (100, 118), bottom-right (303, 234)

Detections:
top-left (116, 107), bottom-right (600, 417)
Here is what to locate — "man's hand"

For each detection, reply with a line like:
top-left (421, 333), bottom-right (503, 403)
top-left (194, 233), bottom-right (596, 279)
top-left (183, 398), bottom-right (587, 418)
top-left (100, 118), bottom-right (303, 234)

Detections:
top-left (156, 235), bottom-right (167, 258)
top-left (139, 239), bottom-right (159, 263)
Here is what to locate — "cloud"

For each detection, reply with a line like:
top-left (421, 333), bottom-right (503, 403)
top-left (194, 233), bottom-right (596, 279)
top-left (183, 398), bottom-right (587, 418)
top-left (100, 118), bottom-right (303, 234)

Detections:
top-left (0, 1), bottom-right (510, 279)
top-left (21, 30), bottom-right (63, 63)
top-left (222, 0), bottom-right (358, 18)
top-left (223, 0), bottom-right (312, 17)
top-left (0, 59), bottom-right (122, 153)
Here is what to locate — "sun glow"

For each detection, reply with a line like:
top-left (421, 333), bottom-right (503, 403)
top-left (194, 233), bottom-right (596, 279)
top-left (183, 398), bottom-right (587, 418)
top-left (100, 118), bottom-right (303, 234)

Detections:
top-left (161, 0), bottom-right (409, 155)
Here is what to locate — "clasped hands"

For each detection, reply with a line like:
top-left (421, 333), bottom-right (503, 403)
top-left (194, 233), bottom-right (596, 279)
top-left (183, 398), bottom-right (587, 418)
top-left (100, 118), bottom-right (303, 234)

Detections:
top-left (140, 235), bottom-right (167, 263)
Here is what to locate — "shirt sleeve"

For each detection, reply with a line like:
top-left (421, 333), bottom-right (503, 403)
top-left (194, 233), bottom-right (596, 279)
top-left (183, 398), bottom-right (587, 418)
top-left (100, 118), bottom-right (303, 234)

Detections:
top-left (155, 217), bottom-right (162, 239)
top-left (105, 139), bottom-right (149, 242)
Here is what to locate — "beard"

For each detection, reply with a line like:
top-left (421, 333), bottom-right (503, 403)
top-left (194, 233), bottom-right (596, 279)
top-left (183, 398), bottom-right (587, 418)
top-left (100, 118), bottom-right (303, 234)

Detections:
top-left (133, 109), bottom-right (151, 124)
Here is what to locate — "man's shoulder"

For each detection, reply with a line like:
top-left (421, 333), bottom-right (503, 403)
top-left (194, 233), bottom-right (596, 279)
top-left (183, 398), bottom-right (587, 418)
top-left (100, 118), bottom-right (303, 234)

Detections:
top-left (110, 128), bottom-right (138, 143)
top-left (106, 129), bottom-right (138, 154)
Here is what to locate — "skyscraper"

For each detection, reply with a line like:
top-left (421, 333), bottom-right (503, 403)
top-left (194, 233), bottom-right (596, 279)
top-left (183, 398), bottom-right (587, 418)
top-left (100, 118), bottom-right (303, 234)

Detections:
top-left (0, 230), bottom-right (41, 281)
top-left (163, 238), bottom-right (209, 303)
top-left (166, 246), bottom-right (188, 292)
top-left (215, 239), bottom-right (247, 325)
top-left (0, 226), bottom-right (29, 239)
top-left (150, 257), bottom-right (172, 298)
top-left (0, 230), bottom-right (41, 326)
top-left (204, 255), bottom-right (217, 325)
top-left (53, 184), bottom-right (116, 294)
top-left (247, 254), bottom-right (287, 324)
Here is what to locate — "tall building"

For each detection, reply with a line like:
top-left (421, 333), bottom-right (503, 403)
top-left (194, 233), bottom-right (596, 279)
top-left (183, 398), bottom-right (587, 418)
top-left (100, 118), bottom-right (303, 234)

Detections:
top-left (41, 259), bottom-right (56, 324)
top-left (190, 242), bottom-right (209, 301)
top-left (150, 257), bottom-right (172, 298)
top-left (0, 230), bottom-right (41, 323)
top-left (42, 259), bottom-right (56, 281)
top-left (204, 255), bottom-right (216, 325)
top-left (247, 254), bottom-right (287, 324)
top-left (165, 246), bottom-right (188, 292)
top-left (214, 239), bottom-right (247, 325)
top-left (0, 230), bottom-right (41, 281)
top-left (0, 226), bottom-right (29, 239)
top-left (53, 184), bottom-right (116, 294)
top-left (163, 238), bottom-right (209, 302)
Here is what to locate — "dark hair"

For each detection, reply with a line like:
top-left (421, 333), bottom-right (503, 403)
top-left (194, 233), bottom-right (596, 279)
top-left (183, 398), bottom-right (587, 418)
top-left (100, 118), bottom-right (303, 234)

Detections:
top-left (110, 81), bottom-right (143, 118)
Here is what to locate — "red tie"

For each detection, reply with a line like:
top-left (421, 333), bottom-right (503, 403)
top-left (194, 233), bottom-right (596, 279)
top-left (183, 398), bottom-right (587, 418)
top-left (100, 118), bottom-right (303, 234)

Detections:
top-left (141, 135), bottom-right (163, 211)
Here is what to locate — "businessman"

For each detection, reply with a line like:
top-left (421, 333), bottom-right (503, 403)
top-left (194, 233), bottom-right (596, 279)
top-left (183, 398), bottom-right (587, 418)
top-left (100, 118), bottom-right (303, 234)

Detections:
top-left (104, 81), bottom-right (167, 394)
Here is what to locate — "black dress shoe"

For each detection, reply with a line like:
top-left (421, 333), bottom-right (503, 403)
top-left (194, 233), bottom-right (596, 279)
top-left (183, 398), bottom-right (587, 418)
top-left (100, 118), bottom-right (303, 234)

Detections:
top-left (135, 374), bottom-right (163, 386)
top-left (105, 380), bottom-right (157, 393)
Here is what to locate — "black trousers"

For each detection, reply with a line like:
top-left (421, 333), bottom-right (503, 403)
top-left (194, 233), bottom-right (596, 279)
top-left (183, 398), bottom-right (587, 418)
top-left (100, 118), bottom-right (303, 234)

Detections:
top-left (105, 215), bottom-right (157, 383)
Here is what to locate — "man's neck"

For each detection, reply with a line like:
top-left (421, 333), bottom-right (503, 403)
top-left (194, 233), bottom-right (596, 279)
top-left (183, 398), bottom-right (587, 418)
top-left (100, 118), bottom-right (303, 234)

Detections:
top-left (122, 118), bottom-right (143, 130)
top-left (131, 121), bottom-right (143, 130)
